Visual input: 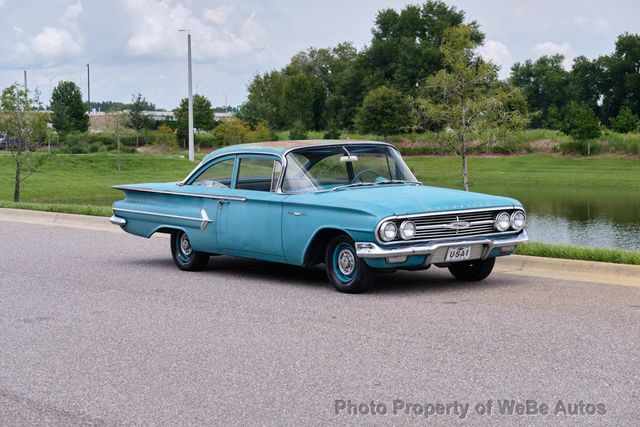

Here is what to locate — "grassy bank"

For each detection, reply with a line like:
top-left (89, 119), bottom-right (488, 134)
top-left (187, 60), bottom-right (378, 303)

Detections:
top-left (515, 242), bottom-right (640, 266)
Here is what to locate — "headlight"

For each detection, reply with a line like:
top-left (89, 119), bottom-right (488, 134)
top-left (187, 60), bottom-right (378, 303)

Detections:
top-left (495, 212), bottom-right (511, 231)
top-left (511, 210), bottom-right (526, 230)
top-left (379, 221), bottom-right (398, 241)
top-left (399, 221), bottom-right (416, 240)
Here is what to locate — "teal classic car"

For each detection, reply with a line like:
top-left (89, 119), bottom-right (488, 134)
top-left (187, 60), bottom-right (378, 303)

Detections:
top-left (111, 140), bottom-right (528, 293)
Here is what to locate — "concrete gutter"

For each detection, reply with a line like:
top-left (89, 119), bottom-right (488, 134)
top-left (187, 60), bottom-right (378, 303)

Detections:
top-left (2, 207), bottom-right (639, 287)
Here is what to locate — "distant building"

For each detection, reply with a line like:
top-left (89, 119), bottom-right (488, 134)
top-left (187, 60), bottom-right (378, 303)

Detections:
top-left (214, 112), bottom-right (234, 121)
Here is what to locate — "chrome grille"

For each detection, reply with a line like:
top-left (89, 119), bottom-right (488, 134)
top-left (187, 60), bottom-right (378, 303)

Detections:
top-left (379, 208), bottom-right (519, 243)
top-left (413, 210), bottom-right (497, 240)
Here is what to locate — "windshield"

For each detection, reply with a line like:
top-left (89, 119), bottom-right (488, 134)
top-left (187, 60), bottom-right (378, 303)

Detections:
top-left (281, 144), bottom-right (419, 193)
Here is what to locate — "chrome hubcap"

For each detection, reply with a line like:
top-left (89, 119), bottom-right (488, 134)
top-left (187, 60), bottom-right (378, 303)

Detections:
top-left (180, 234), bottom-right (192, 256)
top-left (337, 248), bottom-right (355, 276)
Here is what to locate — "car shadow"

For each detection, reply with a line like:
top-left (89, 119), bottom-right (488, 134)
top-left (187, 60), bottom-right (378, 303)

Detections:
top-left (122, 256), bottom-right (505, 295)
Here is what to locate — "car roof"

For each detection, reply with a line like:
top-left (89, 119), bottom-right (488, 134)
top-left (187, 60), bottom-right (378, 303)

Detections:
top-left (201, 140), bottom-right (391, 161)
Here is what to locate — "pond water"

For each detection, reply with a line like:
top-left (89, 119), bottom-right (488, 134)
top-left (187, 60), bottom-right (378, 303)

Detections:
top-left (474, 186), bottom-right (640, 251)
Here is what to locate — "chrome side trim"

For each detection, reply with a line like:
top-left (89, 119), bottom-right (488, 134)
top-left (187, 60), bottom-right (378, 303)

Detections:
top-left (356, 230), bottom-right (528, 259)
top-left (180, 151), bottom-right (286, 186)
top-left (109, 215), bottom-right (127, 226)
top-left (112, 185), bottom-right (247, 201)
top-left (113, 208), bottom-right (214, 227)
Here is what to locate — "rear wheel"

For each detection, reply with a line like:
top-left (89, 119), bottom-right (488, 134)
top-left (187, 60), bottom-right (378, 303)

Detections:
top-left (170, 230), bottom-right (209, 271)
top-left (325, 235), bottom-right (375, 293)
top-left (448, 257), bottom-right (495, 281)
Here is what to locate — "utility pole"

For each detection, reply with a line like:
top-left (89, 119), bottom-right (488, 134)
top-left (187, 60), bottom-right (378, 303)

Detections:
top-left (87, 63), bottom-right (91, 115)
top-left (180, 29), bottom-right (194, 162)
top-left (23, 70), bottom-right (27, 92)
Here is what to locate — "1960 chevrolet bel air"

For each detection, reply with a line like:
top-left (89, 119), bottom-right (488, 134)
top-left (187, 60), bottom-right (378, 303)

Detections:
top-left (111, 140), bottom-right (528, 293)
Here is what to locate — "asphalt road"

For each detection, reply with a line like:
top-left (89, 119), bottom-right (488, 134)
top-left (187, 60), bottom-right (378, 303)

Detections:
top-left (1, 220), bottom-right (639, 426)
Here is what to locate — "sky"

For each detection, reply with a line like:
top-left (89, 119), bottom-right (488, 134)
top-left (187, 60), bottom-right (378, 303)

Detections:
top-left (0, 0), bottom-right (638, 110)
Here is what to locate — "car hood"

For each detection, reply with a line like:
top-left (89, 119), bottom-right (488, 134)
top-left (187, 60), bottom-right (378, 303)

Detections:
top-left (288, 184), bottom-right (522, 217)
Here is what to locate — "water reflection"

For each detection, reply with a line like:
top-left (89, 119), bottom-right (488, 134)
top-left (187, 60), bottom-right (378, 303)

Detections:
top-left (473, 186), bottom-right (640, 251)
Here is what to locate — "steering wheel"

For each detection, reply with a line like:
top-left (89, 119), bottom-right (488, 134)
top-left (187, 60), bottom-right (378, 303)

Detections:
top-left (351, 169), bottom-right (382, 183)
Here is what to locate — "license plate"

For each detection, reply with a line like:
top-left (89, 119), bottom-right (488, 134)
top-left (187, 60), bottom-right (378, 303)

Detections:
top-left (445, 246), bottom-right (471, 262)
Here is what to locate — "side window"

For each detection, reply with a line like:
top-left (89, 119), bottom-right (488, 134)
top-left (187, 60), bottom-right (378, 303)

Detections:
top-left (192, 158), bottom-right (235, 188)
top-left (236, 157), bottom-right (282, 192)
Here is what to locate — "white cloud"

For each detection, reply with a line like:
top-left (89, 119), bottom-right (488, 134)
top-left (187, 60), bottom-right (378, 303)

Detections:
top-left (125, 0), bottom-right (267, 61)
top-left (203, 5), bottom-right (234, 24)
top-left (7, 1), bottom-right (85, 65)
top-left (0, 0), bottom-right (6, 8)
top-left (477, 40), bottom-right (512, 69)
top-left (533, 41), bottom-right (575, 68)
top-left (31, 27), bottom-right (82, 58)
top-left (60, 1), bottom-right (83, 26)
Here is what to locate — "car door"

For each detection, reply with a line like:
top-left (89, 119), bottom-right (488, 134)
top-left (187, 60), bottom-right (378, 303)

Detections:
top-left (216, 154), bottom-right (285, 259)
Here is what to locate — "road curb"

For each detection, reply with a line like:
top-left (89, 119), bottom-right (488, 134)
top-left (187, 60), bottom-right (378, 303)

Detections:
top-left (496, 255), bottom-right (640, 287)
top-left (0, 207), bottom-right (118, 233)
top-left (2, 207), bottom-right (639, 287)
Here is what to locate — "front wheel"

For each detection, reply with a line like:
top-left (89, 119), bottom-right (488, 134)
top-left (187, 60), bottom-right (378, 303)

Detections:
top-left (170, 230), bottom-right (209, 271)
top-left (448, 257), bottom-right (495, 281)
top-left (325, 235), bottom-right (375, 293)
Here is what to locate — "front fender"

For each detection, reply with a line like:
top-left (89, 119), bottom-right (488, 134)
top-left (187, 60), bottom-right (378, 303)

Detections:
top-left (282, 201), bottom-right (378, 265)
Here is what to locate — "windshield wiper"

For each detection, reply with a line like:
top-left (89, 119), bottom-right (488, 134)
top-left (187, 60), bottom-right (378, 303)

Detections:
top-left (330, 182), bottom-right (376, 192)
top-left (374, 180), bottom-right (422, 186)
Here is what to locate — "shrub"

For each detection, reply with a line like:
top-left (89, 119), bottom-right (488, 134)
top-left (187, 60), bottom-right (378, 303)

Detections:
top-left (154, 125), bottom-right (179, 151)
top-left (323, 128), bottom-right (341, 139)
top-left (214, 117), bottom-right (250, 146)
top-left (249, 121), bottom-right (271, 142)
top-left (195, 132), bottom-right (218, 148)
top-left (288, 120), bottom-right (308, 140)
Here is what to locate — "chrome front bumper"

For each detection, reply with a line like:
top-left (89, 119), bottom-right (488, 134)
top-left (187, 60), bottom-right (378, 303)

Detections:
top-left (355, 230), bottom-right (528, 259)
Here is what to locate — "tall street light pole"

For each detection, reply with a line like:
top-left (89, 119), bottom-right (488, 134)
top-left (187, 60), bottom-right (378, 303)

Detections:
top-left (87, 64), bottom-right (91, 115)
top-left (180, 29), bottom-right (194, 162)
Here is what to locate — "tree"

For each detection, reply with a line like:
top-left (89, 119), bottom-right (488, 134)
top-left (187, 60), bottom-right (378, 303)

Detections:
top-left (174, 94), bottom-right (215, 142)
top-left (280, 73), bottom-right (315, 129)
top-left (0, 84), bottom-right (50, 202)
top-left (509, 55), bottom-right (571, 128)
top-left (354, 85), bottom-right (409, 139)
top-left (562, 102), bottom-right (601, 155)
top-left (413, 25), bottom-right (527, 191)
top-left (611, 106), bottom-right (639, 133)
top-left (363, 1), bottom-right (481, 93)
top-left (128, 93), bottom-right (150, 147)
top-left (50, 81), bottom-right (89, 132)
top-left (598, 33), bottom-right (640, 123)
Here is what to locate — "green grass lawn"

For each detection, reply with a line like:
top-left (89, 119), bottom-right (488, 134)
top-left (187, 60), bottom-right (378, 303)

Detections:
top-left (405, 155), bottom-right (640, 190)
top-left (2, 152), bottom-right (639, 206)
top-left (0, 153), bottom-right (197, 206)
